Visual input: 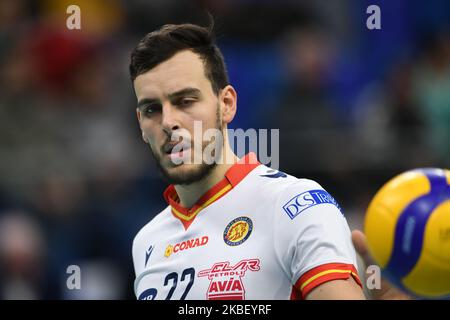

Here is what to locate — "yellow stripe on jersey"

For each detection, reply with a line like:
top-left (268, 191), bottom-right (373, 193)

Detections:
top-left (171, 184), bottom-right (232, 221)
top-left (300, 269), bottom-right (358, 291)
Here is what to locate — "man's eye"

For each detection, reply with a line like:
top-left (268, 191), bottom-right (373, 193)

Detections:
top-left (144, 105), bottom-right (161, 115)
top-left (178, 98), bottom-right (195, 107)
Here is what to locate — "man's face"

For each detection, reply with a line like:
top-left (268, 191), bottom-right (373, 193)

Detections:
top-left (134, 50), bottom-right (223, 185)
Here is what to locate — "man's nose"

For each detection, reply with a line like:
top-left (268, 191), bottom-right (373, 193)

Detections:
top-left (161, 103), bottom-right (180, 133)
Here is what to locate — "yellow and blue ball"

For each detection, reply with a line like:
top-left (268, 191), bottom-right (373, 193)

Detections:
top-left (364, 168), bottom-right (450, 298)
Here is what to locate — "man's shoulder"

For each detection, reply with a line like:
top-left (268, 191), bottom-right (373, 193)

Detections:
top-left (132, 206), bottom-right (172, 251)
top-left (256, 166), bottom-right (342, 221)
top-left (250, 164), bottom-right (325, 198)
top-left (248, 164), bottom-right (340, 218)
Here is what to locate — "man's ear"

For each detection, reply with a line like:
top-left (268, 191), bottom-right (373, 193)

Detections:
top-left (220, 85), bottom-right (237, 124)
top-left (136, 108), bottom-right (147, 143)
top-left (136, 108), bottom-right (141, 123)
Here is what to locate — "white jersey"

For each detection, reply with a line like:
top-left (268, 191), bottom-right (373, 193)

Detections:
top-left (132, 153), bottom-right (361, 300)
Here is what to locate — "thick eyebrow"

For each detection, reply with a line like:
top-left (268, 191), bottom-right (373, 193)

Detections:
top-left (137, 87), bottom-right (202, 110)
top-left (167, 87), bottom-right (202, 100)
top-left (137, 98), bottom-right (159, 110)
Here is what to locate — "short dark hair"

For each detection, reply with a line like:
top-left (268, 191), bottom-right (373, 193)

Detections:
top-left (129, 22), bottom-right (229, 95)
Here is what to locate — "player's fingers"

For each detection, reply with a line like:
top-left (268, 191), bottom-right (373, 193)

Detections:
top-left (351, 229), bottom-right (368, 256)
top-left (352, 230), bottom-right (413, 300)
top-left (351, 229), bottom-right (374, 266)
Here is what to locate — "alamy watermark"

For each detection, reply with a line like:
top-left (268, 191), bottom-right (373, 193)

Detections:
top-left (366, 5), bottom-right (381, 30)
top-left (152, 121), bottom-right (280, 169)
top-left (66, 5), bottom-right (81, 30)
top-left (64, 264), bottom-right (383, 293)
top-left (66, 264), bottom-right (81, 290)
top-left (65, 4), bottom-right (381, 31)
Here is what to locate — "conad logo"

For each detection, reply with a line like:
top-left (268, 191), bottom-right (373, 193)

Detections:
top-left (165, 236), bottom-right (209, 257)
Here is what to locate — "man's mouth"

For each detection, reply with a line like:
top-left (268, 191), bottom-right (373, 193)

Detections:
top-left (163, 141), bottom-right (192, 161)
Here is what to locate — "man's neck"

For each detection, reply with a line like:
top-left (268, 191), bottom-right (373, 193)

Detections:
top-left (174, 152), bottom-right (239, 208)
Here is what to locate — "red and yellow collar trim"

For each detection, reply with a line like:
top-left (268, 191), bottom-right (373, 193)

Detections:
top-left (163, 153), bottom-right (260, 229)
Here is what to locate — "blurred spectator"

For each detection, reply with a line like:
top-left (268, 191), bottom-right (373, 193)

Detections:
top-left (40, 0), bottom-right (125, 39)
top-left (413, 32), bottom-right (450, 165)
top-left (273, 25), bottom-right (351, 173)
top-left (63, 261), bottom-right (124, 300)
top-left (0, 211), bottom-right (46, 299)
top-left (353, 60), bottom-right (432, 171)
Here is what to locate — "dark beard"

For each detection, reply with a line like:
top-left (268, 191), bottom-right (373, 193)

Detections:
top-left (149, 105), bottom-right (223, 186)
top-left (154, 157), bottom-right (218, 185)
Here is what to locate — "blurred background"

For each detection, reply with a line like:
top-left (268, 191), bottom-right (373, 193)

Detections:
top-left (0, 0), bottom-right (449, 299)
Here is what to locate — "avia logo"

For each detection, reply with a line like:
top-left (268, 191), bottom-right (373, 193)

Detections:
top-left (260, 170), bottom-right (287, 178)
top-left (165, 236), bottom-right (209, 258)
top-left (198, 259), bottom-right (260, 300)
top-left (145, 245), bottom-right (154, 267)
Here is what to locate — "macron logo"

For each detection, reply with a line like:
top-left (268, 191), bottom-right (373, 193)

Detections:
top-left (145, 245), bottom-right (154, 267)
top-left (282, 189), bottom-right (341, 220)
top-left (260, 170), bottom-right (287, 179)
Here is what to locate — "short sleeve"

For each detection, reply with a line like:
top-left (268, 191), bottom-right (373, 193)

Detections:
top-left (273, 179), bottom-right (362, 299)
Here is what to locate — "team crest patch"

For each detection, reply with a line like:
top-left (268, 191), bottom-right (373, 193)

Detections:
top-left (223, 217), bottom-right (253, 246)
